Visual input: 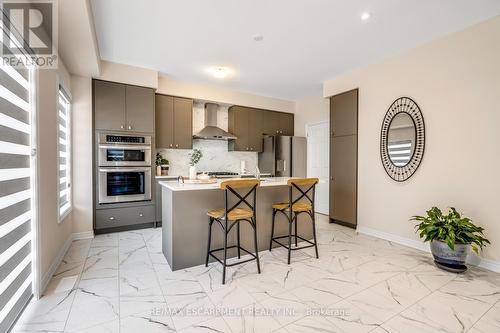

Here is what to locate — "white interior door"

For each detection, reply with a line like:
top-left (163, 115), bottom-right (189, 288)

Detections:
top-left (306, 121), bottom-right (329, 215)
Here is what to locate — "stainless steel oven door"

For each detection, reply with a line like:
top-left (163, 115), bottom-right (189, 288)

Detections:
top-left (98, 167), bottom-right (152, 204)
top-left (98, 144), bottom-right (152, 167)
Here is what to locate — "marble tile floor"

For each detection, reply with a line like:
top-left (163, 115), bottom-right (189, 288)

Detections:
top-left (13, 214), bottom-right (500, 333)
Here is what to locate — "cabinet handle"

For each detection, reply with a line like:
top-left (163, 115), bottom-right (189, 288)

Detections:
top-left (120, 125), bottom-right (124, 129)
top-left (276, 130), bottom-right (279, 134)
top-left (139, 213), bottom-right (144, 217)
top-left (109, 216), bottom-right (115, 221)
top-left (246, 147), bottom-right (249, 151)
top-left (128, 125), bottom-right (132, 130)
top-left (175, 144), bottom-right (179, 148)
top-left (250, 147), bottom-right (254, 151)
top-left (169, 144), bottom-right (173, 148)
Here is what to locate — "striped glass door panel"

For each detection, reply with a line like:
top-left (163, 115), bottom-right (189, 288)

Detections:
top-left (0, 34), bottom-right (33, 332)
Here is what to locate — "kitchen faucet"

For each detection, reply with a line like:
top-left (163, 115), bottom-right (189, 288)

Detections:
top-left (255, 166), bottom-right (260, 180)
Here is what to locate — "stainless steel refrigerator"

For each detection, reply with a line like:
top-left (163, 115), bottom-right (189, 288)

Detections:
top-left (258, 136), bottom-right (306, 177)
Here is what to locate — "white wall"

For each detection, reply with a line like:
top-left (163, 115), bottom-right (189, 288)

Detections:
top-left (158, 75), bottom-right (295, 113)
top-left (70, 75), bottom-right (93, 235)
top-left (323, 16), bottom-right (500, 265)
top-left (36, 60), bottom-right (73, 287)
top-left (97, 60), bottom-right (158, 89)
top-left (294, 94), bottom-right (329, 137)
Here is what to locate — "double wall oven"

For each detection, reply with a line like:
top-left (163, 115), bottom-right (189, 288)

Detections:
top-left (98, 133), bottom-right (152, 204)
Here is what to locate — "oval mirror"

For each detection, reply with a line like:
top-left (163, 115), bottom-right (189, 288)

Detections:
top-left (380, 97), bottom-right (425, 182)
top-left (387, 113), bottom-right (416, 167)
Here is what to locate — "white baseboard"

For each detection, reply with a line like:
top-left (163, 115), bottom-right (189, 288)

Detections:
top-left (40, 233), bottom-right (73, 294)
top-left (72, 231), bottom-right (94, 240)
top-left (40, 231), bottom-right (94, 295)
top-left (356, 225), bottom-right (500, 273)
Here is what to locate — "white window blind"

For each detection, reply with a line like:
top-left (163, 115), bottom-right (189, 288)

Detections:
top-left (58, 88), bottom-right (71, 220)
top-left (0, 25), bottom-right (34, 333)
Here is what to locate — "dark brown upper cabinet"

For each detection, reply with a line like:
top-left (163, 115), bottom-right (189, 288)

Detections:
top-left (330, 90), bottom-right (358, 137)
top-left (280, 112), bottom-right (294, 136)
top-left (94, 80), bottom-right (126, 131)
top-left (125, 85), bottom-right (154, 133)
top-left (93, 80), bottom-right (154, 133)
top-left (155, 94), bottom-right (174, 148)
top-left (262, 110), bottom-right (294, 136)
top-left (173, 97), bottom-right (193, 149)
top-left (155, 94), bottom-right (193, 149)
top-left (228, 106), bottom-right (264, 152)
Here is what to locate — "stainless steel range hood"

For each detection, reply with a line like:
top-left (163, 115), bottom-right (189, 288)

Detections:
top-left (193, 103), bottom-right (237, 140)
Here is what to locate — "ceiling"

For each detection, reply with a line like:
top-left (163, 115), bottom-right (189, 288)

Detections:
top-left (91, 0), bottom-right (500, 100)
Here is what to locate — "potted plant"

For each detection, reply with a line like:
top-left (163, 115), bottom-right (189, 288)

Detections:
top-left (155, 153), bottom-right (169, 176)
top-left (189, 149), bottom-right (202, 179)
top-left (411, 207), bottom-right (490, 272)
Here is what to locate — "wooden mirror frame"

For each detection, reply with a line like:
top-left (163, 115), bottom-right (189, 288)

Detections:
top-left (380, 97), bottom-right (425, 182)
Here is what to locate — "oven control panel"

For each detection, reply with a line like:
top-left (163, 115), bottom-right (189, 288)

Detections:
top-left (106, 135), bottom-right (145, 143)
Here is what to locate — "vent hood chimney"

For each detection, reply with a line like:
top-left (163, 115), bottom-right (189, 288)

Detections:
top-left (193, 103), bottom-right (237, 140)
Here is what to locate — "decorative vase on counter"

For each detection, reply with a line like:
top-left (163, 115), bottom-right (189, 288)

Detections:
top-left (156, 165), bottom-right (169, 176)
top-left (188, 149), bottom-right (203, 180)
top-left (161, 165), bottom-right (169, 176)
top-left (189, 166), bottom-right (197, 179)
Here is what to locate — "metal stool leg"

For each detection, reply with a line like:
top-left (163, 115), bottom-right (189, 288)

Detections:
top-left (269, 209), bottom-right (276, 251)
top-left (237, 220), bottom-right (241, 259)
top-left (252, 217), bottom-right (261, 274)
top-left (222, 223), bottom-right (228, 284)
top-left (311, 212), bottom-right (319, 259)
top-left (294, 213), bottom-right (298, 247)
top-left (205, 217), bottom-right (213, 267)
top-left (287, 214), bottom-right (293, 265)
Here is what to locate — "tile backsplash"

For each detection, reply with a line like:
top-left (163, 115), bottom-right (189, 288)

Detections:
top-left (157, 101), bottom-right (257, 176)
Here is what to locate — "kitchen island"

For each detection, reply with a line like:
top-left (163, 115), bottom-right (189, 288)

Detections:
top-left (160, 177), bottom-right (313, 270)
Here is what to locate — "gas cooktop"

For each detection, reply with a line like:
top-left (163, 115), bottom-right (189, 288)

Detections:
top-left (200, 171), bottom-right (239, 178)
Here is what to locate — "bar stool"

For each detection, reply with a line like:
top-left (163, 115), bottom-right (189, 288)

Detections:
top-left (269, 178), bottom-right (319, 264)
top-left (205, 179), bottom-right (261, 284)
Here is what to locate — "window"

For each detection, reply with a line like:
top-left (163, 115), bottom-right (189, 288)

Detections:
top-left (58, 87), bottom-right (71, 220)
top-left (0, 37), bottom-right (34, 333)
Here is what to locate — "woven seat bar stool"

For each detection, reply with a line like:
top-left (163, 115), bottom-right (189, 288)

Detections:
top-left (205, 179), bottom-right (261, 284)
top-left (269, 178), bottom-right (319, 264)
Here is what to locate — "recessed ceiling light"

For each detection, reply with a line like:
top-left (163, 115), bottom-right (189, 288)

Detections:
top-left (206, 66), bottom-right (232, 79)
top-left (361, 12), bottom-right (371, 21)
top-left (253, 34), bottom-right (264, 42)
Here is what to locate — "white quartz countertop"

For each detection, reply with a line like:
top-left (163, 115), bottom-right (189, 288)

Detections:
top-left (159, 177), bottom-right (295, 192)
top-left (155, 175), bottom-right (181, 179)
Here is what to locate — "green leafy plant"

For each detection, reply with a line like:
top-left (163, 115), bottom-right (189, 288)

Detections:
top-left (155, 152), bottom-right (169, 167)
top-left (410, 207), bottom-right (490, 254)
top-left (189, 149), bottom-right (202, 166)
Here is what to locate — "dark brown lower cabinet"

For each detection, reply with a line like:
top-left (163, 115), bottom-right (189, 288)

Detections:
top-left (330, 89), bottom-right (358, 228)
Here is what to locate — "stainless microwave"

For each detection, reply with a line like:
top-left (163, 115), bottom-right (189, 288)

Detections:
top-left (98, 133), bottom-right (152, 167)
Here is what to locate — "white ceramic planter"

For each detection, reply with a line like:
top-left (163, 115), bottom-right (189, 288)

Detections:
top-left (189, 166), bottom-right (197, 179)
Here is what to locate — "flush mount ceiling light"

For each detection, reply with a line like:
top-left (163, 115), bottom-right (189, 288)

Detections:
top-left (206, 66), bottom-right (232, 79)
top-left (253, 34), bottom-right (264, 42)
top-left (361, 12), bottom-right (371, 21)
